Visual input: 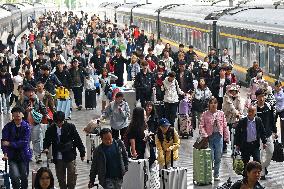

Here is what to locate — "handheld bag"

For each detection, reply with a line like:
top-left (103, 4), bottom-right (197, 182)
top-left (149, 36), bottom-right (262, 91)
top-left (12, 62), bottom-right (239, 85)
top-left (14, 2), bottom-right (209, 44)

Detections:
top-left (272, 139), bottom-right (284, 162)
top-left (193, 137), bottom-right (209, 150)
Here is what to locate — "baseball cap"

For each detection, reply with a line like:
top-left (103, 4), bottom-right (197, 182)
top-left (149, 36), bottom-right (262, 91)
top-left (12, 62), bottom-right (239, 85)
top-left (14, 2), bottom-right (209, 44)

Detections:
top-left (159, 118), bottom-right (171, 127)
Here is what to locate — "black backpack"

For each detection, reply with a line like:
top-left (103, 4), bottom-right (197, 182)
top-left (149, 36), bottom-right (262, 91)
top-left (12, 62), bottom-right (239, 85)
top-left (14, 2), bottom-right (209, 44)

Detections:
top-left (272, 139), bottom-right (284, 162)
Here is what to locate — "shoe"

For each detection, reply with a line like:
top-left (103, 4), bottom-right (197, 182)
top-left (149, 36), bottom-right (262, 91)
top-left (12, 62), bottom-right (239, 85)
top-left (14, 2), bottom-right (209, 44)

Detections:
top-left (35, 156), bottom-right (42, 164)
top-left (77, 105), bottom-right (82, 110)
top-left (260, 176), bottom-right (266, 180)
top-left (214, 177), bottom-right (221, 181)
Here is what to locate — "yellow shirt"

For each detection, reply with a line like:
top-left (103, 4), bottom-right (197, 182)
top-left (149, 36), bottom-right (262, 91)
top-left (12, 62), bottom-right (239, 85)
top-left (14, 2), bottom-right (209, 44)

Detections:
top-left (155, 128), bottom-right (180, 166)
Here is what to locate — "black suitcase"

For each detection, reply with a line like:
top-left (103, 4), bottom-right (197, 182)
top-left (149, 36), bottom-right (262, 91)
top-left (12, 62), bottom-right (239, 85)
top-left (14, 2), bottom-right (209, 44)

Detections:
top-left (85, 89), bottom-right (97, 109)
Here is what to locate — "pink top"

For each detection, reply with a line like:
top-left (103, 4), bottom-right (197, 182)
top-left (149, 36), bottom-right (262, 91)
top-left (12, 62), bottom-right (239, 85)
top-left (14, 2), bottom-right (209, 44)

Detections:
top-left (199, 110), bottom-right (230, 142)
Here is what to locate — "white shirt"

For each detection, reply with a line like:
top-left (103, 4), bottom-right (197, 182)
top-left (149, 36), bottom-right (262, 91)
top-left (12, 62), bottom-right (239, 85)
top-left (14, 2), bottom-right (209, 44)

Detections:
top-left (57, 127), bottom-right (62, 160)
top-left (154, 44), bottom-right (165, 56)
top-left (219, 79), bottom-right (225, 97)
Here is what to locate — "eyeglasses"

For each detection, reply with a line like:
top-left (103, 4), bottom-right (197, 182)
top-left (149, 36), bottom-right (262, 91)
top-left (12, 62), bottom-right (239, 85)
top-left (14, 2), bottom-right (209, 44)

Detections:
top-left (40, 177), bottom-right (50, 180)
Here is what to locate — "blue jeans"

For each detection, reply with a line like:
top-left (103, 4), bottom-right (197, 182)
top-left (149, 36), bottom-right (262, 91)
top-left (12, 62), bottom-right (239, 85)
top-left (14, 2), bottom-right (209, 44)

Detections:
top-left (209, 132), bottom-right (223, 178)
top-left (9, 160), bottom-right (29, 189)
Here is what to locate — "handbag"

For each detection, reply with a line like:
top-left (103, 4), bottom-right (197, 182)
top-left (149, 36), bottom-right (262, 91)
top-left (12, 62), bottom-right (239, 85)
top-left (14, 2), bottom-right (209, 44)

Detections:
top-left (193, 137), bottom-right (209, 149)
top-left (272, 139), bottom-right (284, 162)
top-left (233, 151), bottom-right (244, 175)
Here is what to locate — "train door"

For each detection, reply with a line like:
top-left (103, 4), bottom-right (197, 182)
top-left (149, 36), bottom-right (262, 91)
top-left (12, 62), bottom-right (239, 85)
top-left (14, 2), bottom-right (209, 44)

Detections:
top-left (259, 44), bottom-right (267, 72)
top-left (228, 38), bottom-right (234, 63)
top-left (235, 39), bottom-right (241, 66)
top-left (268, 46), bottom-right (276, 76)
top-left (249, 43), bottom-right (257, 67)
top-left (280, 49), bottom-right (284, 80)
top-left (241, 41), bottom-right (248, 68)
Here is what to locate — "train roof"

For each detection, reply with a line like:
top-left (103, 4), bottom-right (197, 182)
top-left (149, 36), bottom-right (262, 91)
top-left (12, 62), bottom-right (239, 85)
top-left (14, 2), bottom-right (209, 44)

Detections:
top-left (116, 3), bottom-right (138, 12)
top-left (160, 5), bottom-right (229, 23)
top-left (218, 8), bottom-right (284, 35)
top-left (132, 4), bottom-right (161, 16)
top-left (0, 7), bottom-right (12, 19)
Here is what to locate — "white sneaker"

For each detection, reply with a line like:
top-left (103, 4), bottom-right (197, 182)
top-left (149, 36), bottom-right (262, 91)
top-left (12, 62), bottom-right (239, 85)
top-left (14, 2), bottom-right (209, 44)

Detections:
top-left (214, 177), bottom-right (221, 181)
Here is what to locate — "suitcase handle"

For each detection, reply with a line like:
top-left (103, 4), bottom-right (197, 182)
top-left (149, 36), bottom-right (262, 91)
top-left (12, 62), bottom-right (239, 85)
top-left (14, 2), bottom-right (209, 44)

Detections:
top-left (4, 159), bottom-right (7, 173)
top-left (164, 150), bottom-right (174, 169)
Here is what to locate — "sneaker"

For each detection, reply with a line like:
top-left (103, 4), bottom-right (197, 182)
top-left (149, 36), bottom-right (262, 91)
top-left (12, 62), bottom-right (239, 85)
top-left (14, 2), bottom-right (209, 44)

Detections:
top-left (35, 156), bottom-right (42, 164)
top-left (214, 177), bottom-right (221, 181)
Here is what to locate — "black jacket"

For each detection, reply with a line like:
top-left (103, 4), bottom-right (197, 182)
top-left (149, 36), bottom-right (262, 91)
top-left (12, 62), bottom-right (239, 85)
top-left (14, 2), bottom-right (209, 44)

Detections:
top-left (231, 180), bottom-right (264, 189)
top-left (185, 51), bottom-right (197, 63)
top-left (36, 74), bottom-right (62, 95)
top-left (54, 69), bottom-right (72, 89)
top-left (90, 55), bottom-right (106, 74)
top-left (235, 117), bottom-right (267, 150)
top-left (256, 102), bottom-right (276, 137)
top-left (176, 69), bottom-right (194, 92)
top-left (43, 122), bottom-right (85, 164)
top-left (89, 139), bottom-right (128, 188)
top-left (210, 76), bottom-right (231, 98)
top-left (0, 73), bottom-right (13, 95)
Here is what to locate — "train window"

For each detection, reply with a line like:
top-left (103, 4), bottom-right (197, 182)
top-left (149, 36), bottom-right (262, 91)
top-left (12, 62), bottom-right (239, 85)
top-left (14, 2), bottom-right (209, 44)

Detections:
top-left (268, 47), bottom-right (276, 76)
top-left (259, 44), bottom-right (267, 72)
top-left (280, 49), bottom-right (284, 79)
top-left (235, 39), bottom-right (241, 65)
top-left (203, 33), bottom-right (207, 52)
top-left (250, 43), bottom-right (257, 67)
top-left (187, 29), bottom-right (191, 46)
top-left (182, 28), bottom-right (186, 45)
top-left (241, 41), bottom-right (248, 67)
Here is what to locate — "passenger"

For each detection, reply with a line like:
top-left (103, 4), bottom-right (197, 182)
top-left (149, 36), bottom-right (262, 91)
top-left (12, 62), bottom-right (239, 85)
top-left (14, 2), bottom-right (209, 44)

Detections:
top-left (208, 59), bottom-right (220, 80)
top-left (199, 97), bottom-right (230, 181)
top-left (88, 128), bottom-right (128, 189)
top-left (125, 107), bottom-right (147, 159)
top-left (113, 48), bottom-right (127, 87)
top-left (7, 31), bottom-right (16, 54)
top-left (175, 60), bottom-right (194, 94)
top-left (1, 106), bottom-right (32, 189)
top-left (26, 42), bottom-right (37, 61)
top-left (54, 61), bottom-right (72, 90)
top-left (208, 48), bottom-right (219, 64)
top-left (127, 54), bottom-right (140, 81)
top-left (210, 67), bottom-right (231, 110)
top-left (0, 67), bottom-right (14, 115)
top-left (219, 48), bottom-right (233, 67)
top-left (69, 59), bottom-right (87, 110)
top-left (192, 78), bottom-right (212, 129)
top-left (146, 47), bottom-right (159, 65)
top-left (185, 45), bottom-right (197, 64)
top-left (154, 39), bottom-right (165, 58)
top-left (43, 111), bottom-right (85, 189)
top-left (17, 36), bottom-right (28, 53)
top-left (163, 71), bottom-right (185, 126)
top-left (90, 47), bottom-right (106, 75)
top-left (155, 118), bottom-right (180, 169)
top-left (134, 60), bottom-right (155, 108)
top-left (162, 49), bottom-right (175, 73)
top-left (231, 161), bottom-right (264, 189)
top-left (173, 44), bottom-right (185, 63)
top-left (19, 57), bottom-right (34, 77)
top-left (222, 83), bottom-right (242, 154)
top-left (33, 51), bottom-right (47, 79)
top-left (102, 92), bottom-right (130, 140)
top-left (274, 80), bottom-right (284, 144)
top-left (148, 33), bottom-right (156, 50)
top-left (136, 29), bottom-right (148, 52)
top-left (249, 69), bottom-right (266, 101)
top-left (235, 105), bottom-right (267, 169)
top-left (163, 43), bottom-right (174, 58)
top-left (225, 65), bottom-right (237, 84)
top-left (246, 61), bottom-right (261, 84)
top-left (254, 89), bottom-right (276, 180)
top-left (34, 167), bottom-right (55, 189)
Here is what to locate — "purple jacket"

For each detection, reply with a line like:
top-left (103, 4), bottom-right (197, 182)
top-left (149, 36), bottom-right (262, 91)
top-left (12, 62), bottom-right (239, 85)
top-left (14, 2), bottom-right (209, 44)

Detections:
top-left (1, 120), bottom-right (32, 162)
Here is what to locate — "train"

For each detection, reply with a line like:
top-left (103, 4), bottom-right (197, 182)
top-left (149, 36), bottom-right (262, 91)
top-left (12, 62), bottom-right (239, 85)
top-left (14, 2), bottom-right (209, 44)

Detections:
top-left (99, 1), bottom-right (284, 84)
top-left (0, 2), bottom-right (56, 46)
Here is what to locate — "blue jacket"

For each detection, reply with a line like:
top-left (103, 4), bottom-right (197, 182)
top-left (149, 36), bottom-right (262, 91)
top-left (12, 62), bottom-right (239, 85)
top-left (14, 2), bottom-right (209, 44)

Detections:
top-left (1, 120), bottom-right (32, 162)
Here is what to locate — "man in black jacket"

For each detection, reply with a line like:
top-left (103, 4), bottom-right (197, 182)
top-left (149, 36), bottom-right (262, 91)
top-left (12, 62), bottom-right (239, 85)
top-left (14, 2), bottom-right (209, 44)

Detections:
top-left (210, 67), bottom-right (231, 110)
top-left (113, 49), bottom-right (127, 87)
top-left (88, 128), bottom-right (128, 189)
top-left (254, 89), bottom-right (277, 180)
top-left (54, 61), bottom-right (72, 90)
top-left (134, 60), bottom-right (155, 108)
top-left (175, 61), bottom-right (194, 95)
top-left (90, 47), bottom-right (106, 74)
top-left (0, 66), bottom-right (14, 114)
top-left (235, 105), bottom-right (267, 169)
top-left (43, 111), bottom-right (85, 189)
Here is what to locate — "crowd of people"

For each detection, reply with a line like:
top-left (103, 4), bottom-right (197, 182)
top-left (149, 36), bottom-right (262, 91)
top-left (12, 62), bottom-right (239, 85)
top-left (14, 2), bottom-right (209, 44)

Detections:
top-left (0, 9), bottom-right (283, 189)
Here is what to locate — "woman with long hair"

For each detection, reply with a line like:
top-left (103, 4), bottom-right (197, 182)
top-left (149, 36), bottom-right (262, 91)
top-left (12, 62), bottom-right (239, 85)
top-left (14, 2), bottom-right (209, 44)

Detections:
top-left (126, 107), bottom-right (147, 159)
top-left (34, 167), bottom-right (55, 189)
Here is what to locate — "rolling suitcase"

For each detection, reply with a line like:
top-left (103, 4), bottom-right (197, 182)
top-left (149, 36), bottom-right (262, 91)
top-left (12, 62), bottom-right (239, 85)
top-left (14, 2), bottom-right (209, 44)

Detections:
top-left (193, 148), bottom-right (212, 185)
top-left (122, 159), bottom-right (150, 189)
top-left (56, 98), bottom-right (71, 119)
top-left (121, 88), bottom-right (136, 115)
top-left (149, 161), bottom-right (160, 189)
top-left (86, 133), bottom-right (101, 163)
top-left (178, 114), bottom-right (192, 139)
top-left (160, 151), bottom-right (187, 189)
top-left (85, 89), bottom-right (97, 109)
top-left (0, 160), bottom-right (10, 189)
